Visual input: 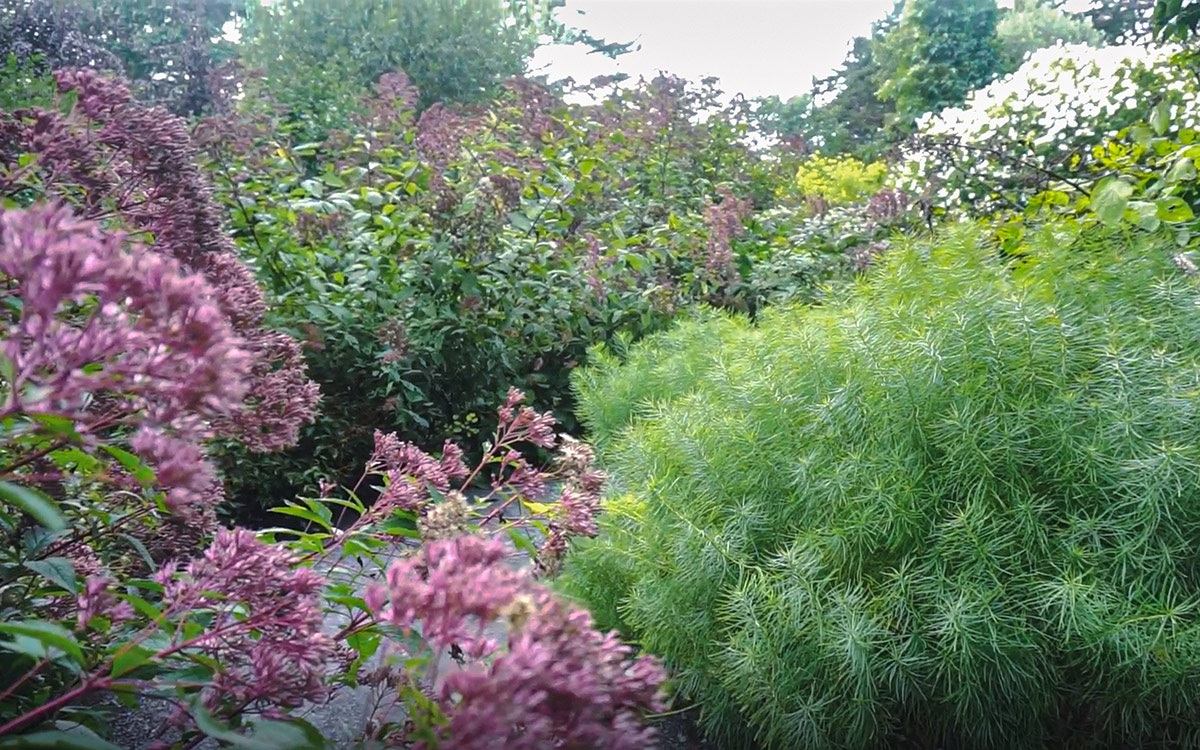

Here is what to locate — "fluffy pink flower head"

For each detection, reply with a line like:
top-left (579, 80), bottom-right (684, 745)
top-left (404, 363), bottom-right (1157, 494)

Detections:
top-left (369, 535), bottom-right (524, 658)
top-left (2, 69), bottom-right (319, 453)
top-left (703, 186), bottom-right (752, 280)
top-left (76, 575), bottom-right (135, 631)
top-left (0, 205), bottom-right (248, 422)
top-left (159, 529), bottom-right (334, 709)
top-left (1, 206), bottom-right (245, 516)
top-left (365, 536), bottom-right (667, 750)
top-left (498, 388), bottom-right (557, 449)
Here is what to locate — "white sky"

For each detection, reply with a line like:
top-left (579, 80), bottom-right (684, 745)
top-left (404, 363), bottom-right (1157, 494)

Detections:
top-left (530, 0), bottom-right (1096, 101)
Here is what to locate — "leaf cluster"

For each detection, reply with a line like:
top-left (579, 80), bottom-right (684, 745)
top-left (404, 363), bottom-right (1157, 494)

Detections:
top-left (562, 223), bottom-right (1200, 749)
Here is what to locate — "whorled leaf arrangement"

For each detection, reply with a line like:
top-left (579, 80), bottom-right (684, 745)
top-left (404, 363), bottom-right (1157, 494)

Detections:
top-left (562, 224), bottom-right (1200, 749)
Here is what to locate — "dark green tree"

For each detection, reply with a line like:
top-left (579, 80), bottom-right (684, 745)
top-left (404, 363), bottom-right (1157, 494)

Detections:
top-left (237, 0), bottom-right (561, 133)
top-left (777, 1), bottom-right (903, 158)
top-left (809, 34), bottom-right (893, 156)
top-left (0, 0), bottom-right (242, 115)
top-left (1154, 0), bottom-right (1200, 41)
top-left (876, 0), bottom-right (1003, 129)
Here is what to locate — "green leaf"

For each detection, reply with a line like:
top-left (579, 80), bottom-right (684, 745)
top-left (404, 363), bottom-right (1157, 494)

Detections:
top-left (24, 557), bottom-right (77, 594)
top-left (32, 413), bottom-right (80, 440)
top-left (98, 444), bottom-right (156, 486)
top-left (0, 353), bottom-right (15, 387)
top-left (1166, 157), bottom-right (1198, 183)
top-left (508, 212), bottom-right (532, 232)
top-left (1157, 196), bottom-right (1196, 222)
top-left (1029, 190), bottom-right (1070, 209)
top-left (116, 533), bottom-right (157, 572)
top-left (346, 630), bottom-right (381, 662)
top-left (269, 505), bottom-right (333, 531)
top-left (0, 633), bottom-right (54, 660)
top-left (110, 643), bottom-right (157, 677)
top-left (1151, 100), bottom-right (1171, 136)
top-left (57, 89), bottom-right (78, 118)
top-left (507, 526), bottom-right (538, 557)
top-left (191, 702), bottom-right (329, 750)
top-left (119, 591), bottom-right (162, 621)
top-left (1127, 201), bottom-right (1161, 232)
top-left (0, 619), bottom-right (83, 662)
top-left (0, 482), bottom-right (65, 531)
top-left (1091, 177), bottom-right (1134, 227)
top-left (0, 730), bottom-right (122, 750)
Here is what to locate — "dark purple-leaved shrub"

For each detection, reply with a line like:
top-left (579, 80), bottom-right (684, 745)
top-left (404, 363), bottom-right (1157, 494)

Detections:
top-left (0, 69), bottom-right (318, 454)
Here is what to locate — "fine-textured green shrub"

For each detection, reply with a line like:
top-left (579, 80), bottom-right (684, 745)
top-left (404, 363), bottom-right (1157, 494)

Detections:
top-left (561, 223), bottom-right (1200, 749)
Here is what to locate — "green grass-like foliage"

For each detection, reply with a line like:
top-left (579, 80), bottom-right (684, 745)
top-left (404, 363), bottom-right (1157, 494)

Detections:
top-left (562, 224), bottom-right (1200, 749)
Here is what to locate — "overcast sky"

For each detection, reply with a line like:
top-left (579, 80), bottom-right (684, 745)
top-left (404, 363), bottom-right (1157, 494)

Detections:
top-left (530, 0), bottom-right (1096, 101)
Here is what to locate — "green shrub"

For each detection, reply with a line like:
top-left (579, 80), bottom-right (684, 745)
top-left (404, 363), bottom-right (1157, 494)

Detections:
top-left (561, 222), bottom-right (1200, 749)
top-left (793, 154), bottom-right (888, 207)
top-left (198, 74), bottom-right (828, 511)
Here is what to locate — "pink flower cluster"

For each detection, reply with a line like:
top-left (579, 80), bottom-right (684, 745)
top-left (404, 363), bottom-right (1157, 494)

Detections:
top-left (0, 69), bottom-right (319, 453)
top-left (703, 186), bottom-right (752, 281)
top-left (497, 387), bottom-right (557, 450)
top-left (537, 435), bottom-right (606, 576)
top-left (0, 206), bottom-right (246, 516)
top-left (867, 188), bottom-right (911, 224)
top-left (370, 430), bottom-right (470, 512)
top-left (158, 529), bottom-right (333, 710)
top-left (366, 535), bottom-right (665, 750)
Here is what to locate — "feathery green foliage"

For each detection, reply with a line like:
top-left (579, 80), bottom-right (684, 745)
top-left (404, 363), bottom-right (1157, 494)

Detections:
top-left (562, 223), bottom-right (1200, 749)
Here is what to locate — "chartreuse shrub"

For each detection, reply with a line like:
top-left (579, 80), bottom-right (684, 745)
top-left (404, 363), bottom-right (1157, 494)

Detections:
top-left (561, 222), bottom-right (1200, 749)
top-left (794, 154), bottom-right (888, 208)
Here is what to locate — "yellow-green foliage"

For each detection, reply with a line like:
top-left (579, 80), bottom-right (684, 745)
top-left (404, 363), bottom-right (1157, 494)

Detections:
top-left (562, 223), bottom-right (1200, 749)
top-left (794, 153), bottom-right (887, 205)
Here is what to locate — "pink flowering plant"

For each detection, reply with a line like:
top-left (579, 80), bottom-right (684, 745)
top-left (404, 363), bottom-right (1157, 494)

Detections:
top-left (0, 208), bottom-right (664, 744)
top-left (0, 66), bottom-right (665, 748)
